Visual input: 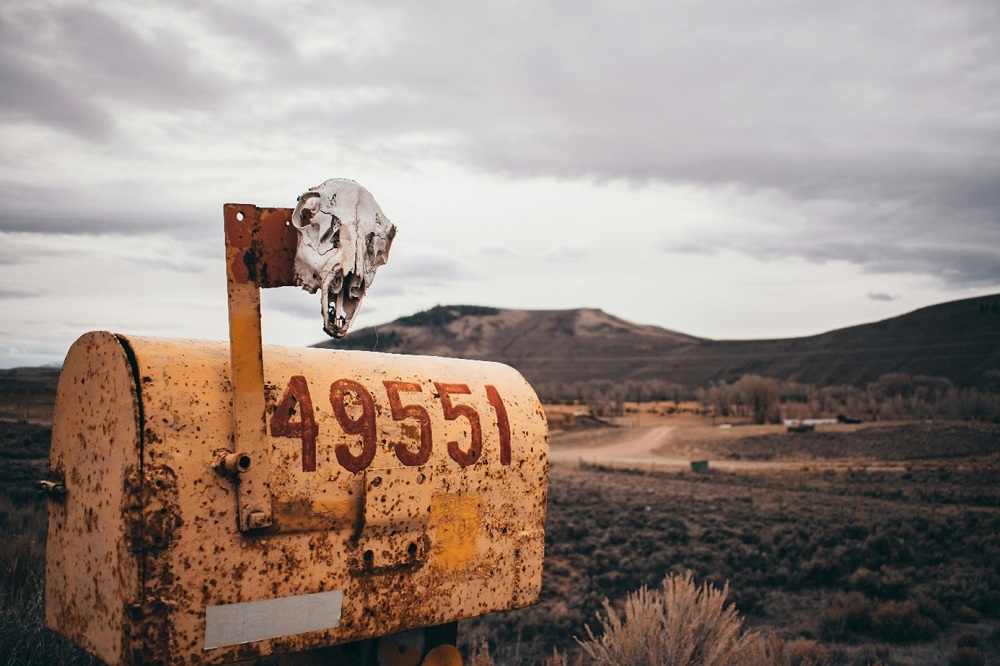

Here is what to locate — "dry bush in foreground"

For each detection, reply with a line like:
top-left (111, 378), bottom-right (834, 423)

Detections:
top-left (577, 571), bottom-right (763, 666)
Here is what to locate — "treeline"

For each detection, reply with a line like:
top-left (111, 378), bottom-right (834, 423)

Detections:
top-left (535, 372), bottom-right (1000, 424)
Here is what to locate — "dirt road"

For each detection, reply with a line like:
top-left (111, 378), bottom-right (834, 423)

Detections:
top-left (549, 425), bottom-right (689, 468)
top-left (548, 424), bottom-right (901, 472)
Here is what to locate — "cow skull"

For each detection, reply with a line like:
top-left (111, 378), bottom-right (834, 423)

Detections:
top-left (291, 178), bottom-right (396, 337)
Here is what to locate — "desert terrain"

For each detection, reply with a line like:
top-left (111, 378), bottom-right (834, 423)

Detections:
top-left (4, 408), bottom-right (998, 664)
top-left (462, 410), bottom-right (1000, 665)
top-left (0, 310), bottom-right (1000, 665)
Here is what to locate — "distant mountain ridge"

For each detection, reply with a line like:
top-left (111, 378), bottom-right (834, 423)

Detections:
top-left (314, 295), bottom-right (1000, 389)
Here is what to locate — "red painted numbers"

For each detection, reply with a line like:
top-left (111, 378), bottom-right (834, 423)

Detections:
top-left (383, 381), bottom-right (433, 466)
top-left (329, 379), bottom-right (377, 473)
top-left (486, 384), bottom-right (512, 466)
top-left (269, 375), bottom-right (319, 472)
top-left (268, 376), bottom-right (514, 473)
top-left (435, 383), bottom-right (482, 467)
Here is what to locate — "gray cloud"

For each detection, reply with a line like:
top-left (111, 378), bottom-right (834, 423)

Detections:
top-left (0, 178), bottom-right (215, 236)
top-left (1, 0), bottom-right (997, 289)
top-left (276, 0), bottom-right (1000, 288)
top-left (191, 3), bottom-right (295, 59)
top-left (261, 291), bottom-right (319, 320)
top-left (0, 4), bottom-right (228, 142)
top-left (0, 249), bottom-right (27, 265)
top-left (868, 292), bottom-right (900, 302)
top-left (51, 6), bottom-right (224, 108)
top-left (0, 207), bottom-right (143, 236)
top-left (660, 231), bottom-right (1000, 288)
top-left (0, 288), bottom-right (37, 299)
top-left (383, 251), bottom-right (474, 285)
top-left (544, 247), bottom-right (590, 264)
top-left (481, 246), bottom-right (520, 259)
top-left (859, 246), bottom-right (1000, 288)
top-left (127, 256), bottom-right (208, 274)
top-left (0, 42), bottom-right (111, 137)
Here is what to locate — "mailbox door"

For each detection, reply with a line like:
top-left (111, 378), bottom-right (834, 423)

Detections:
top-left (126, 334), bottom-right (547, 664)
top-left (45, 332), bottom-right (143, 665)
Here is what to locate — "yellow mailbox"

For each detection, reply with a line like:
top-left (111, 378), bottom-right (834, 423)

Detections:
top-left (44, 199), bottom-right (549, 665)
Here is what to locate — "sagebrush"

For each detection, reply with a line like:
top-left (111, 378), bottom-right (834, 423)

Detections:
top-left (577, 571), bottom-right (762, 666)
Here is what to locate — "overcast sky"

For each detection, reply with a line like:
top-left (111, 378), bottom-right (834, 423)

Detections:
top-left (1, 0), bottom-right (998, 368)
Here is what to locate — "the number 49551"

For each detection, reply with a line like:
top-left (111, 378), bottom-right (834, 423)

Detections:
top-left (270, 376), bottom-right (512, 473)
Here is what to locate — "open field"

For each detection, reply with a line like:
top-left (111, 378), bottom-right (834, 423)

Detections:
top-left (0, 367), bottom-right (59, 425)
top-left (2, 418), bottom-right (999, 664)
top-left (467, 421), bottom-right (1000, 664)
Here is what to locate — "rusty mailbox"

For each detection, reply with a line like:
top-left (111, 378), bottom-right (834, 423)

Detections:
top-left (44, 194), bottom-right (549, 665)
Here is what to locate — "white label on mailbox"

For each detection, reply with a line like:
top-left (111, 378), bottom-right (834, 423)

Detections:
top-left (204, 590), bottom-right (344, 649)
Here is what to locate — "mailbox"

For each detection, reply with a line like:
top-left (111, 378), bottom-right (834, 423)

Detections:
top-left (43, 194), bottom-right (549, 665)
top-left (45, 332), bottom-right (548, 664)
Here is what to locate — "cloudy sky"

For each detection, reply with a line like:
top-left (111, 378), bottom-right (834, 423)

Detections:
top-left (1, 0), bottom-right (998, 368)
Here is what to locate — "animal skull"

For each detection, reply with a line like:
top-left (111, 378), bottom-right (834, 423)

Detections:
top-left (291, 178), bottom-right (396, 337)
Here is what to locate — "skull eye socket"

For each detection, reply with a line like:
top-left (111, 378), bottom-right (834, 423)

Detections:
top-left (292, 193), bottom-right (321, 229)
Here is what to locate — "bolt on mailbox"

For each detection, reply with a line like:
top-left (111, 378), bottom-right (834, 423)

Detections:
top-left (43, 184), bottom-right (549, 665)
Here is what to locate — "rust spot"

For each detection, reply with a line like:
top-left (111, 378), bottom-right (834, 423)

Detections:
top-left (136, 465), bottom-right (182, 552)
top-left (48, 328), bottom-right (549, 663)
top-left (224, 204), bottom-right (296, 287)
top-left (273, 496), bottom-right (360, 533)
top-left (241, 247), bottom-right (261, 283)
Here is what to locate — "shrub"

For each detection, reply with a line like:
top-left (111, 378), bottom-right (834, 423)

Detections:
top-left (953, 603), bottom-right (982, 623)
top-left (846, 566), bottom-right (908, 600)
top-left (819, 592), bottom-right (871, 641)
top-left (468, 640), bottom-right (494, 666)
top-left (783, 639), bottom-right (828, 666)
top-left (750, 632), bottom-right (829, 666)
top-left (914, 593), bottom-right (950, 628)
top-left (870, 600), bottom-right (939, 643)
top-left (949, 647), bottom-right (985, 666)
top-left (577, 571), bottom-right (761, 665)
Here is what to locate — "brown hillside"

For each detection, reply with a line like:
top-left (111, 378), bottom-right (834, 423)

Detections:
top-left (313, 295), bottom-right (1000, 388)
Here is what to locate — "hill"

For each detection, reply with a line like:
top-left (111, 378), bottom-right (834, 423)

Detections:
top-left (313, 295), bottom-right (1000, 389)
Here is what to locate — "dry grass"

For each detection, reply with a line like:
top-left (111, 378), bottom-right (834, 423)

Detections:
top-left (468, 639), bottom-right (578, 666)
top-left (577, 571), bottom-right (762, 666)
top-left (0, 493), bottom-right (99, 665)
top-left (470, 419), bottom-right (1000, 663)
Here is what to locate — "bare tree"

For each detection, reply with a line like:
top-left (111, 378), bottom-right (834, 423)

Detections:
top-left (737, 375), bottom-right (781, 424)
